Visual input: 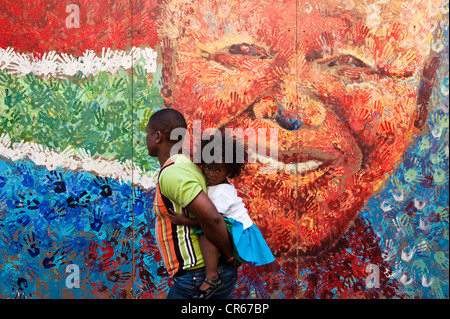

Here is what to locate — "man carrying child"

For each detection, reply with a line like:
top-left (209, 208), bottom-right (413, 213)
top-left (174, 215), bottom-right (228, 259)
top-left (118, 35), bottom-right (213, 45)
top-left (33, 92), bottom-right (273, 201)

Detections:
top-left (146, 108), bottom-right (239, 299)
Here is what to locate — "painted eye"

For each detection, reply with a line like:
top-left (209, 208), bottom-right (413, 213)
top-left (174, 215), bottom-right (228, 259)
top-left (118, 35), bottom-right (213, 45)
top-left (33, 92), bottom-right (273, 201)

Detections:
top-left (211, 43), bottom-right (271, 69)
top-left (227, 43), bottom-right (269, 59)
top-left (317, 54), bottom-right (380, 82)
top-left (326, 55), bottom-right (371, 69)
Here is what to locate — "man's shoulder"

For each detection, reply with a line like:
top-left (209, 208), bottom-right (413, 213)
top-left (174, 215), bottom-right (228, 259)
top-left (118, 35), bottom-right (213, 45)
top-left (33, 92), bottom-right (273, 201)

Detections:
top-left (159, 154), bottom-right (206, 207)
top-left (160, 154), bottom-right (204, 184)
top-left (164, 154), bottom-right (195, 167)
top-left (162, 154), bottom-right (199, 173)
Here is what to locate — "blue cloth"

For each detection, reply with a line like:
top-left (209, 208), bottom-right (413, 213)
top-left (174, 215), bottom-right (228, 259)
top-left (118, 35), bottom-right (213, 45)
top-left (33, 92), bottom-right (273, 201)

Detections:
top-left (230, 219), bottom-right (275, 266)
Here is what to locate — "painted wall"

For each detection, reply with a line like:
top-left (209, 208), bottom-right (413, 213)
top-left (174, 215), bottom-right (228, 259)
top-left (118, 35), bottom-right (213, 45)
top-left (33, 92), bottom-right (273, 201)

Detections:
top-left (0, 0), bottom-right (448, 299)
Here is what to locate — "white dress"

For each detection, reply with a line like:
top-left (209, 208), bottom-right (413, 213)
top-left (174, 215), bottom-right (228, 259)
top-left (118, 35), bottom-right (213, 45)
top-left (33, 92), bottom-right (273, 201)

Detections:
top-left (207, 183), bottom-right (275, 266)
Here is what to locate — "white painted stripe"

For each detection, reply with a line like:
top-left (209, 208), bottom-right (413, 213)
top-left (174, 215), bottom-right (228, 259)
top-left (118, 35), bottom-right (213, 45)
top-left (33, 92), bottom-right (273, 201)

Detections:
top-left (0, 46), bottom-right (157, 78)
top-left (0, 133), bottom-right (156, 189)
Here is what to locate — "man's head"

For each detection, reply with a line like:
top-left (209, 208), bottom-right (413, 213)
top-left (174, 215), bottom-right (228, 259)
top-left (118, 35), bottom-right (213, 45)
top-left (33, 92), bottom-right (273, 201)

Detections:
top-left (146, 108), bottom-right (187, 157)
top-left (154, 0), bottom-right (446, 265)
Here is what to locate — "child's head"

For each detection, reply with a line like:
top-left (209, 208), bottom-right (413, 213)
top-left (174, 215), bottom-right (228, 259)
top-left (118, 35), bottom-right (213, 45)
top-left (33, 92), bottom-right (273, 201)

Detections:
top-left (201, 133), bottom-right (245, 185)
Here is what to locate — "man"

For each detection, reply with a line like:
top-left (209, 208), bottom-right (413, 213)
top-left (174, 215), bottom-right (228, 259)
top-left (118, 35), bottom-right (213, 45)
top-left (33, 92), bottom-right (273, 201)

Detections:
top-left (153, 0), bottom-right (447, 297)
top-left (146, 108), bottom-right (238, 298)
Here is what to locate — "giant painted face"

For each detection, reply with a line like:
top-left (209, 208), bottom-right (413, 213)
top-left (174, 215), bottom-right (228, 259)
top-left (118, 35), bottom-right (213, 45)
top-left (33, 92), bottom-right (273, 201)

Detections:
top-left (156, 0), bottom-right (442, 269)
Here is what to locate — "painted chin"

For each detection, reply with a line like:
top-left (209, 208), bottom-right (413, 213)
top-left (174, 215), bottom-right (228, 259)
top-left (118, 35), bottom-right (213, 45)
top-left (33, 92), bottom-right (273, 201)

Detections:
top-left (237, 139), bottom-right (367, 257)
top-left (239, 170), bottom-right (365, 262)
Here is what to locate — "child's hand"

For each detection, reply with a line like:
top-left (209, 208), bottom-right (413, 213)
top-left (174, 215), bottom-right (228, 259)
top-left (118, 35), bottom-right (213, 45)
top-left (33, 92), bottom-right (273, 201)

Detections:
top-left (167, 208), bottom-right (188, 225)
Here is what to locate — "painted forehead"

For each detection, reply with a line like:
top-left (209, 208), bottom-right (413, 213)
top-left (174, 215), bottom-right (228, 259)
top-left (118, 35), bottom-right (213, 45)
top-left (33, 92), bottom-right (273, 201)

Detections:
top-left (159, 0), bottom-right (445, 63)
top-left (160, 0), bottom-right (444, 33)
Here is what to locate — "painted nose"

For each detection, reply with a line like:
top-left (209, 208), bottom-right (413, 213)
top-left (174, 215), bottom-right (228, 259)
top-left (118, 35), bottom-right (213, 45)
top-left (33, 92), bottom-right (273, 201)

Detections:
top-left (253, 96), bottom-right (325, 130)
top-left (274, 107), bottom-right (303, 130)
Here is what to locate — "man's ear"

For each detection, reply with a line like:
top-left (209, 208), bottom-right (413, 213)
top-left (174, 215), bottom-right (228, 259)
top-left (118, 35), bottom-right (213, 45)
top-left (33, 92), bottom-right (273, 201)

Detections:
top-left (154, 130), bottom-right (163, 144)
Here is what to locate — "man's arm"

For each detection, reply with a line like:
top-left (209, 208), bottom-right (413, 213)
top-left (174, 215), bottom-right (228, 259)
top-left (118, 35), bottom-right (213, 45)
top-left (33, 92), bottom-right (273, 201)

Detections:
top-left (167, 208), bottom-right (200, 228)
top-left (186, 191), bottom-right (235, 262)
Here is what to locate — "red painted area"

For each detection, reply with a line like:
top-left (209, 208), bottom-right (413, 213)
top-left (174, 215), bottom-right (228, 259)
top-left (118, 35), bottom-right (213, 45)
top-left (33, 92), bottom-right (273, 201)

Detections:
top-left (0, 0), bottom-right (159, 55)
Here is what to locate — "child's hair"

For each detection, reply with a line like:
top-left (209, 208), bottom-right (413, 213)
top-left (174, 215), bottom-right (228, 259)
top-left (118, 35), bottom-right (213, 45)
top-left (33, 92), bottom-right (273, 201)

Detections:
top-left (201, 131), bottom-right (246, 179)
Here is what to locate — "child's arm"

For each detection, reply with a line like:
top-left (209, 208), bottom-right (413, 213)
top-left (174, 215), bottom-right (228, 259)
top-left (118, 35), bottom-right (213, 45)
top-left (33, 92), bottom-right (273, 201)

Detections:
top-left (167, 208), bottom-right (200, 228)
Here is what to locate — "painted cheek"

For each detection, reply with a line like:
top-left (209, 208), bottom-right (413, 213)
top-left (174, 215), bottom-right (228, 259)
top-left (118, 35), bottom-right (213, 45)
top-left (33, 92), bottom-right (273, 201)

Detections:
top-left (174, 50), bottom-right (277, 127)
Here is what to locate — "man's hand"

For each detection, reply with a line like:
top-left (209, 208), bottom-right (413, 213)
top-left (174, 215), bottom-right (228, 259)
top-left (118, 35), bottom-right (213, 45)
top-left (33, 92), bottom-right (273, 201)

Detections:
top-left (186, 191), bottom-right (235, 262)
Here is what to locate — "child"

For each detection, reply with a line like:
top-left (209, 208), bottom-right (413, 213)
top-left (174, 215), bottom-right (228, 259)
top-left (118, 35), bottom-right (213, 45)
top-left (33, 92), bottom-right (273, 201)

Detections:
top-left (167, 136), bottom-right (275, 298)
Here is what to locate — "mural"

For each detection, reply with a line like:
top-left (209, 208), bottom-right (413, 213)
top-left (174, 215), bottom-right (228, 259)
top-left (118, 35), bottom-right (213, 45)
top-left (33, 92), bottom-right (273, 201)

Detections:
top-left (0, 0), bottom-right (448, 299)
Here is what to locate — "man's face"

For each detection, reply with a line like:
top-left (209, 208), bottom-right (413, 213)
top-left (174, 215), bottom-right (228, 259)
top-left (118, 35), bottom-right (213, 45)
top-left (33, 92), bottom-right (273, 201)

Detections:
top-left (158, 0), bottom-right (438, 265)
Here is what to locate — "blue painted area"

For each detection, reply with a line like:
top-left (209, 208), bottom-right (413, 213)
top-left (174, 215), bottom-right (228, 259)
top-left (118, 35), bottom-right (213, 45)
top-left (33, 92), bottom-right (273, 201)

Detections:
top-left (360, 71), bottom-right (450, 298)
top-left (0, 157), bottom-right (162, 298)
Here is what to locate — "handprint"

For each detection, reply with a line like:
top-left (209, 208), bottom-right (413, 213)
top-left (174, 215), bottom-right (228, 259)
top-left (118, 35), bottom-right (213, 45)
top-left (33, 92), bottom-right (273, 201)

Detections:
top-left (78, 191), bottom-right (92, 207)
top-left (107, 270), bottom-right (132, 283)
top-left (42, 201), bottom-right (65, 223)
top-left (25, 143), bottom-right (48, 167)
top-left (430, 277), bottom-right (444, 299)
top-left (421, 275), bottom-right (434, 288)
top-left (42, 248), bottom-right (65, 269)
top-left (98, 47), bottom-right (117, 73)
top-left (33, 51), bottom-right (59, 78)
top-left (141, 47), bottom-right (157, 73)
top-left (400, 272), bottom-right (414, 286)
top-left (435, 206), bottom-right (449, 223)
top-left (382, 239), bottom-right (397, 261)
top-left (2, 232), bottom-right (23, 254)
top-left (15, 190), bottom-right (40, 210)
top-left (18, 164), bottom-right (34, 188)
top-left (133, 186), bottom-right (144, 201)
top-left (89, 241), bottom-right (101, 259)
top-left (11, 277), bottom-right (31, 299)
top-left (109, 228), bottom-right (121, 245)
top-left (77, 148), bottom-right (99, 173)
top-left (434, 250), bottom-right (449, 269)
top-left (393, 215), bottom-right (413, 238)
top-left (391, 188), bottom-right (405, 202)
top-left (7, 53), bottom-right (33, 77)
top-left (79, 50), bottom-right (99, 77)
top-left (0, 175), bottom-right (7, 188)
top-left (416, 240), bottom-right (431, 256)
top-left (139, 267), bottom-right (157, 293)
top-left (89, 207), bottom-right (104, 232)
top-left (419, 217), bottom-right (431, 231)
top-left (23, 232), bottom-right (40, 257)
top-left (401, 245), bottom-right (416, 262)
top-left (67, 191), bottom-right (92, 208)
top-left (0, 47), bottom-right (17, 69)
top-left (385, 260), bottom-right (405, 279)
top-left (94, 107), bottom-right (107, 129)
top-left (46, 170), bottom-right (66, 193)
top-left (117, 241), bottom-right (132, 264)
top-left (58, 52), bottom-right (80, 77)
top-left (94, 177), bottom-right (112, 198)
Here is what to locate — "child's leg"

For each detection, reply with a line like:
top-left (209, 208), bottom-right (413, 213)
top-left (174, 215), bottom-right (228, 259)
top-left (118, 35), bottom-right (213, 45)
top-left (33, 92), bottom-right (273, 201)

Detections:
top-left (198, 234), bottom-right (220, 290)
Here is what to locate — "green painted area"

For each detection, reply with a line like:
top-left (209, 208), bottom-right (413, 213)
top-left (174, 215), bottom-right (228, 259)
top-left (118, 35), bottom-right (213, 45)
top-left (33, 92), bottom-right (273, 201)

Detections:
top-left (0, 66), bottom-right (162, 172)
